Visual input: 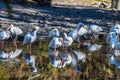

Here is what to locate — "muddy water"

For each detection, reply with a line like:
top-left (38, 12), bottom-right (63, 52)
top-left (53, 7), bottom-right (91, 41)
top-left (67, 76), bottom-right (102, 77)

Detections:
top-left (0, 39), bottom-right (119, 80)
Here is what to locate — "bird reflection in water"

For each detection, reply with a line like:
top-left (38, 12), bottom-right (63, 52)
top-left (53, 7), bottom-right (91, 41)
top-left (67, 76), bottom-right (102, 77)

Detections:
top-left (0, 48), bottom-right (22, 60)
top-left (23, 51), bottom-right (37, 73)
top-left (106, 49), bottom-right (120, 68)
top-left (0, 47), bottom-right (37, 74)
top-left (48, 48), bottom-right (86, 72)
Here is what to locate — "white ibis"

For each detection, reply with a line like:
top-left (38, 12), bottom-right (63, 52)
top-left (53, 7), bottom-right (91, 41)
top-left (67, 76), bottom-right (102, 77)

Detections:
top-left (88, 24), bottom-right (103, 41)
top-left (0, 30), bottom-right (11, 48)
top-left (63, 32), bottom-right (73, 51)
top-left (7, 24), bottom-right (23, 48)
top-left (48, 37), bottom-right (63, 56)
top-left (48, 28), bottom-right (60, 39)
top-left (23, 27), bottom-right (39, 52)
top-left (110, 24), bottom-right (120, 34)
top-left (68, 22), bottom-right (85, 47)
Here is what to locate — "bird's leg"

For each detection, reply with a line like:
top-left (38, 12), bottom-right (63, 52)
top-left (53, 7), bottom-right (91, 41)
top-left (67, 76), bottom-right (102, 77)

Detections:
top-left (54, 47), bottom-right (58, 56)
top-left (109, 47), bottom-right (113, 56)
top-left (77, 37), bottom-right (80, 48)
top-left (119, 34), bottom-right (120, 41)
top-left (60, 59), bottom-right (64, 67)
top-left (13, 36), bottom-right (17, 48)
top-left (91, 33), bottom-right (95, 43)
top-left (29, 43), bottom-right (32, 54)
top-left (54, 48), bottom-right (56, 52)
top-left (1, 41), bottom-right (4, 48)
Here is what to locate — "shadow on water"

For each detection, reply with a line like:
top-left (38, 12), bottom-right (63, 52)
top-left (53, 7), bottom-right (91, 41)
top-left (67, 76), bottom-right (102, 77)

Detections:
top-left (0, 2), bottom-right (120, 28)
top-left (0, 39), bottom-right (119, 80)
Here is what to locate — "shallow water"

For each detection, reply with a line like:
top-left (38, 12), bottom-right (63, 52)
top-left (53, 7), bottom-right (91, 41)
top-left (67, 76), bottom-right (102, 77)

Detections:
top-left (0, 40), bottom-right (120, 80)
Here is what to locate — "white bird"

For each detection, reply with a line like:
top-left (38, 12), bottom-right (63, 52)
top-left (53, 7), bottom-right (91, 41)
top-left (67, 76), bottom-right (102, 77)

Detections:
top-left (63, 33), bottom-right (73, 51)
top-left (68, 22), bottom-right (85, 47)
top-left (110, 24), bottom-right (120, 34)
top-left (23, 52), bottom-right (37, 73)
top-left (78, 24), bottom-right (88, 36)
top-left (83, 42), bottom-right (102, 52)
top-left (7, 24), bottom-right (23, 48)
top-left (0, 30), bottom-right (11, 48)
top-left (88, 24), bottom-right (103, 41)
top-left (48, 37), bottom-right (63, 56)
top-left (48, 28), bottom-right (60, 38)
top-left (23, 27), bottom-right (39, 52)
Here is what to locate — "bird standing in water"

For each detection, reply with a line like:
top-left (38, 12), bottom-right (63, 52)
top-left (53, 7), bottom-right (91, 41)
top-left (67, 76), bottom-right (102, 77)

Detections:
top-left (0, 29), bottom-right (11, 48)
top-left (23, 27), bottom-right (39, 53)
top-left (7, 24), bottom-right (23, 48)
top-left (48, 28), bottom-right (60, 39)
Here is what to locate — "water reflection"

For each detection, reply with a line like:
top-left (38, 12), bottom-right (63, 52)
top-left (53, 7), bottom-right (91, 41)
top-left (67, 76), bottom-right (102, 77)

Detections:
top-left (82, 42), bottom-right (102, 52)
top-left (23, 51), bottom-right (37, 73)
top-left (0, 48), bottom-right (37, 73)
top-left (48, 48), bottom-right (86, 72)
top-left (0, 48), bottom-right (22, 60)
top-left (106, 50), bottom-right (120, 68)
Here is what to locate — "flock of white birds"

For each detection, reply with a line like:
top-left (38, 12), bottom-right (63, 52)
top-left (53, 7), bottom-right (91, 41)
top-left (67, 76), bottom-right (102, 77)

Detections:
top-left (1, 22), bottom-right (120, 72)
top-left (48, 22), bottom-right (104, 72)
top-left (0, 24), bottom-right (39, 50)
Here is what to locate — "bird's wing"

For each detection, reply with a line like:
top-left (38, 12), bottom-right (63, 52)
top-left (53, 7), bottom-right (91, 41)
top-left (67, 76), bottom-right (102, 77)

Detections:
top-left (68, 30), bottom-right (78, 41)
top-left (78, 27), bottom-right (87, 36)
top-left (0, 31), bottom-right (10, 40)
top-left (11, 27), bottom-right (23, 35)
top-left (63, 37), bottom-right (73, 46)
top-left (23, 33), bottom-right (33, 44)
top-left (48, 29), bottom-right (54, 37)
top-left (0, 31), bottom-right (5, 40)
top-left (48, 38), bottom-right (55, 48)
